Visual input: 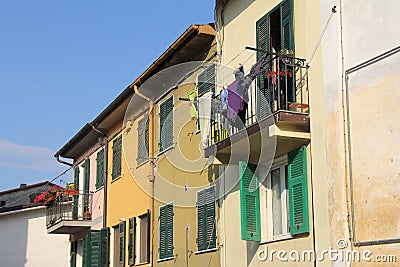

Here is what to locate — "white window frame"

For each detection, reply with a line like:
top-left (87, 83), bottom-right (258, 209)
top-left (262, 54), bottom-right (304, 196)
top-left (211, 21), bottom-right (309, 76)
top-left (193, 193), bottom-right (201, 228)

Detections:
top-left (260, 154), bottom-right (292, 242)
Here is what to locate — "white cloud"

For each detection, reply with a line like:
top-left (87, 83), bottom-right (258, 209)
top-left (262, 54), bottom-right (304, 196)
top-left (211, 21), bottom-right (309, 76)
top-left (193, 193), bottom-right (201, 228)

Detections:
top-left (0, 139), bottom-right (64, 172)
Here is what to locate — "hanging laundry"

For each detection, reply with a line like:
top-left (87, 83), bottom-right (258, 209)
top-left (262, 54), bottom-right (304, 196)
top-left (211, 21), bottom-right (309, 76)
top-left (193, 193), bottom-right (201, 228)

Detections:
top-left (188, 91), bottom-right (197, 119)
top-left (198, 91), bottom-right (212, 149)
top-left (220, 87), bottom-right (228, 115)
top-left (226, 54), bottom-right (267, 124)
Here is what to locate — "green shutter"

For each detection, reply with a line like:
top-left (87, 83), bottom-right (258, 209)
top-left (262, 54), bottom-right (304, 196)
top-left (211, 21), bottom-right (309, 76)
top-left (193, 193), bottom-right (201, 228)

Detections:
top-left (90, 230), bottom-right (101, 267)
top-left (82, 230), bottom-right (91, 267)
top-left (119, 221), bottom-right (126, 266)
top-left (83, 158), bottom-right (90, 213)
top-left (112, 136), bottom-right (122, 180)
top-left (288, 146), bottom-right (309, 235)
top-left (159, 97), bottom-right (173, 151)
top-left (100, 228), bottom-right (110, 267)
top-left (256, 12), bottom-right (271, 121)
top-left (280, 0), bottom-right (294, 51)
top-left (70, 241), bottom-right (77, 267)
top-left (197, 186), bottom-right (216, 251)
top-left (159, 204), bottom-right (173, 259)
top-left (137, 117), bottom-right (149, 165)
top-left (73, 167), bottom-right (80, 219)
top-left (96, 149), bottom-right (105, 189)
top-left (128, 218), bottom-right (136, 265)
top-left (239, 162), bottom-right (261, 241)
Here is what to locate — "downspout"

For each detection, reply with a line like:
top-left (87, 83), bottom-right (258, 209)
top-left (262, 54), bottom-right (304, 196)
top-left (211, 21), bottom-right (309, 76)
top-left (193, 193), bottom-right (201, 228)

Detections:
top-left (132, 84), bottom-right (156, 266)
top-left (91, 124), bottom-right (108, 229)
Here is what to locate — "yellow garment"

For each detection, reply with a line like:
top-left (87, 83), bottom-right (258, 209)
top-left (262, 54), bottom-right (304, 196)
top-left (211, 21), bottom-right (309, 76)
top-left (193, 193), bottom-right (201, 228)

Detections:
top-left (189, 91), bottom-right (197, 119)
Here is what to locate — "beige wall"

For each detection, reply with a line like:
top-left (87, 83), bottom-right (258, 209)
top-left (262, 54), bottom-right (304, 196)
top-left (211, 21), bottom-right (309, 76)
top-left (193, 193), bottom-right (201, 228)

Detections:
top-left (216, 0), bottom-right (330, 266)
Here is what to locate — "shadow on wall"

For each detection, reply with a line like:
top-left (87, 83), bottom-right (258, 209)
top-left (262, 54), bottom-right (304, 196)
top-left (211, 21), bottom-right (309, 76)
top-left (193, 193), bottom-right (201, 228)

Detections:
top-left (222, 0), bottom-right (256, 27)
top-left (246, 240), bottom-right (259, 266)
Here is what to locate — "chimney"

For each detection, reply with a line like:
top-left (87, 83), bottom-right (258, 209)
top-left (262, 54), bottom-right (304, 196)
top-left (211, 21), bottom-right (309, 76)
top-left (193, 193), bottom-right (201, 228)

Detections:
top-left (20, 183), bottom-right (28, 188)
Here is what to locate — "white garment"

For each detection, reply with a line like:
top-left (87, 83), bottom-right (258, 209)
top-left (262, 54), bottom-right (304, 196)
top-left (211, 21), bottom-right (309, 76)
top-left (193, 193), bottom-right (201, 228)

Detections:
top-left (198, 91), bottom-right (212, 149)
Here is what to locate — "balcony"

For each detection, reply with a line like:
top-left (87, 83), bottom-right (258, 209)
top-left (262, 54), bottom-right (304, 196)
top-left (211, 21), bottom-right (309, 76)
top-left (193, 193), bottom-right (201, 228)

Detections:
top-left (46, 191), bottom-right (92, 234)
top-left (204, 50), bottom-right (310, 164)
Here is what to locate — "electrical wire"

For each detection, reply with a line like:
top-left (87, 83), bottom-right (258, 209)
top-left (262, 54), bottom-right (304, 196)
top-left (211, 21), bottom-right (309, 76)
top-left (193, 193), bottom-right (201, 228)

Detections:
top-left (1, 167), bottom-right (72, 209)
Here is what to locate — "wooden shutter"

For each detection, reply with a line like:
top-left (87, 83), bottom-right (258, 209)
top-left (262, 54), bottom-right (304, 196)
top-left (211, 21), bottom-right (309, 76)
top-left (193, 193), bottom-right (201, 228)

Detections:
top-left (83, 158), bottom-right (90, 213)
top-left (100, 228), bottom-right (110, 267)
top-left (112, 136), bottom-right (122, 180)
top-left (82, 230), bottom-right (91, 267)
top-left (128, 218), bottom-right (136, 265)
top-left (256, 12), bottom-right (271, 120)
top-left (288, 146), bottom-right (309, 235)
top-left (70, 241), bottom-right (77, 267)
top-left (239, 161), bottom-right (261, 241)
top-left (280, 0), bottom-right (294, 51)
top-left (119, 221), bottom-right (126, 266)
top-left (90, 230), bottom-right (101, 267)
top-left (137, 117), bottom-right (149, 165)
top-left (197, 186), bottom-right (216, 251)
top-left (159, 204), bottom-right (173, 259)
top-left (159, 97), bottom-right (173, 151)
top-left (96, 149), bottom-right (105, 189)
top-left (73, 167), bottom-right (80, 219)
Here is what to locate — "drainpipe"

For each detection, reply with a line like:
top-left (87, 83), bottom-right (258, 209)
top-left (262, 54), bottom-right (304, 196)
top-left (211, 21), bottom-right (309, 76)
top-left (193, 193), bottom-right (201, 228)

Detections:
top-left (91, 125), bottom-right (108, 229)
top-left (55, 155), bottom-right (73, 167)
top-left (132, 84), bottom-right (156, 266)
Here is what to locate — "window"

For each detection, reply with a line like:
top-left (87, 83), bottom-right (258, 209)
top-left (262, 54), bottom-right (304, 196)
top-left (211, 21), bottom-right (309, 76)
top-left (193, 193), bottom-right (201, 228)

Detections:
top-left (196, 65), bottom-right (216, 132)
top-left (72, 167), bottom-right (80, 220)
top-left (197, 185), bottom-right (216, 251)
top-left (128, 218), bottom-right (136, 265)
top-left (96, 148), bottom-right (105, 189)
top-left (159, 203), bottom-right (174, 260)
top-left (241, 146), bottom-right (309, 242)
top-left (265, 158), bottom-right (290, 239)
top-left (112, 135), bottom-right (122, 180)
top-left (256, 0), bottom-right (294, 118)
top-left (138, 212), bottom-right (150, 263)
top-left (126, 211), bottom-right (150, 265)
top-left (159, 96), bottom-right (174, 152)
top-left (0, 201), bottom-right (5, 207)
top-left (118, 222), bottom-right (126, 266)
top-left (82, 228), bottom-right (110, 267)
top-left (137, 116), bottom-right (149, 165)
top-left (83, 158), bottom-right (90, 213)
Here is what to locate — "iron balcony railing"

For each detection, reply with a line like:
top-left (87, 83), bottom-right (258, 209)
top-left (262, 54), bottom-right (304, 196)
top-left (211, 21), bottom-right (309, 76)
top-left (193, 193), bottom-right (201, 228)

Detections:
top-left (46, 192), bottom-right (93, 228)
top-left (207, 51), bottom-right (309, 146)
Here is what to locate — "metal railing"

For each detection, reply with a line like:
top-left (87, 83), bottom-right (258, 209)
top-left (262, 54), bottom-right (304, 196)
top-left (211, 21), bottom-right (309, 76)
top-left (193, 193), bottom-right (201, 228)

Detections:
top-left (46, 192), bottom-right (93, 228)
top-left (207, 53), bottom-right (309, 146)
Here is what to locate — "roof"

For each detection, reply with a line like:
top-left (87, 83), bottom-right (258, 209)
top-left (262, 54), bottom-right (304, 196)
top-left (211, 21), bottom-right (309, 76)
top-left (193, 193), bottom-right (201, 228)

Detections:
top-left (55, 24), bottom-right (216, 160)
top-left (0, 181), bottom-right (52, 196)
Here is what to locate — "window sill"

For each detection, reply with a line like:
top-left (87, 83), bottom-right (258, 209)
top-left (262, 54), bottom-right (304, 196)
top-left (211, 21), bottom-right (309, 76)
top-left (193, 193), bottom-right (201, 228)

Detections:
top-left (136, 159), bottom-right (149, 169)
top-left (135, 261), bottom-right (150, 266)
top-left (260, 234), bottom-right (293, 245)
top-left (95, 186), bottom-right (104, 193)
top-left (111, 175), bottom-right (122, 183)
top-left (157, 144), bottom-right (174, 156)
top-left (194, 247), bottom-right (217, 255)
top-left (157, 256), bottom-right (174, 263)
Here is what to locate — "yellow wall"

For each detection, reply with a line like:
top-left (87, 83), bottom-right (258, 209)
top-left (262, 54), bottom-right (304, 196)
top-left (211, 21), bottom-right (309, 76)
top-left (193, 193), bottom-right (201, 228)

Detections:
top-left (152, 77), bottom-right (221, 266)
top-left (106, 118), bottom-right (152, 266)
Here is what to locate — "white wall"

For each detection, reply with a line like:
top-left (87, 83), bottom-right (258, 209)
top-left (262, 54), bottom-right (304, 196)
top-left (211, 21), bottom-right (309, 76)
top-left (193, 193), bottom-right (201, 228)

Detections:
top-left (0, 206), bottom-right (70, 267)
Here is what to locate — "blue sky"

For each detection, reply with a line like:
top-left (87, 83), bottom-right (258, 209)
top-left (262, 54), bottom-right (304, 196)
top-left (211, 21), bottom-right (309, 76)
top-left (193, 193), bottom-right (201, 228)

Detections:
top-left (0, 0), bottom-right (215, 191)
